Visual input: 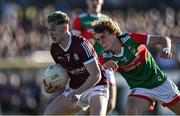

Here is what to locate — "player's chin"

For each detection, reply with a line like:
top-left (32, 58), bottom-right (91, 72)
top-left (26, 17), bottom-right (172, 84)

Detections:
top-left (52, 39), bottom-right (59, 43)
top-left (52, 41), bottom-right (58, 43)
top-left (51, 37), bottom-right (57, 42)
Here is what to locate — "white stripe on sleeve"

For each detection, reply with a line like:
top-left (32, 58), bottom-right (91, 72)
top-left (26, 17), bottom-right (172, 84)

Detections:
top-left (81, 42), bottom-right (92, 58)
top-left (72, 30), bottom-right (81, 35)
top-left (146, 35), bottom-right (150, 45)
top-left (83, 57), bottom-right (95, 65)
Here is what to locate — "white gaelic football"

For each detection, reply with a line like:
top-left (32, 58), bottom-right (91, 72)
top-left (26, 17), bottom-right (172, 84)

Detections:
top-left (44, 63), bottom-right (69, 88)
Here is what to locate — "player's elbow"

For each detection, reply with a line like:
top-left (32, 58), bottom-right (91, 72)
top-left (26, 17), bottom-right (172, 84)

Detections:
top-left (165, 36), bottom-right (171, 43)
top-left (161, 36), bottom-right (171, 45)
top-left (93, 69), bottom-right (102, 83)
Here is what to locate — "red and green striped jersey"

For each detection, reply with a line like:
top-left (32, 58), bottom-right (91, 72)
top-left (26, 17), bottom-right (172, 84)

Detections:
top-left (103, 33), bottom-right (167, 89)
top-left (72, 13), bottom-right (107, 56)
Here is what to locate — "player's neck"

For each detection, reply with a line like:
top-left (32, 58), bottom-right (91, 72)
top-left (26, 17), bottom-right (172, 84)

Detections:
top-left (59, 31), bottom-right (71, 48)
top-left (111, 38), bottom-right (122, 55)
top-left (88, 10), bottom-right (100, 15)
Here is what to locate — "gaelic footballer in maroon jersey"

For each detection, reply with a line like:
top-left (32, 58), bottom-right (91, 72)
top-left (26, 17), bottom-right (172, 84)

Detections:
top-left (50, 33), bottom-right (108, 89)
top-left (44, 11), bottom-right (109, 115)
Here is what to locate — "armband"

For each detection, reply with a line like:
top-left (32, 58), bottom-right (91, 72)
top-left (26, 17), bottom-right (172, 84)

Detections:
top-left (162, 47), bottom-right (170, 52)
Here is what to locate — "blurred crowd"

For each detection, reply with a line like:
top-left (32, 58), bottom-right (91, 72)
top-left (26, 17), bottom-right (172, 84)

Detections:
top-left (0, 1), bottom-right (180, 68)
top-left (0, 70), bottom-right (41, 114)
top-left (0, 0), bottom-right (180, 114)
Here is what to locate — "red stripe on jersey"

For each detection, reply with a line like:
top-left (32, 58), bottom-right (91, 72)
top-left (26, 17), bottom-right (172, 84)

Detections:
top-left (72, 17), bottom-right (82, 32)
top-left (137, 45), bottom-right (149, 62)
top-left (128, 94), bottom-right (154, 104)
top-left (81, 42), bottom-right (93, 58)
top-left (163, 95), bottom-right (180, 107)
top-left (129, 33), bottom-right (148, 45)
top-left (98, 54), bottom-right (106, 64)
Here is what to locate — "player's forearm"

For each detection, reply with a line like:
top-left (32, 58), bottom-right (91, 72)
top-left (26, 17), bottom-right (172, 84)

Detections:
top-left (74, 71), bottom-right (101, 95)
top-left (163, 36), bottom-right (171, 50)
top-left (158, 36), bottom-right (172, 51)
top-left (171, 35), bottom-right (180, 44)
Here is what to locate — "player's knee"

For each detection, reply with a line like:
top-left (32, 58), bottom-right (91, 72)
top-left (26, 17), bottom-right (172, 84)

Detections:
top-left (43, 105), bottom-right (64, 115)
top-left (126, 108), bottom-right (138, 115)
top-left (126, 105), bottom-right (143, 115)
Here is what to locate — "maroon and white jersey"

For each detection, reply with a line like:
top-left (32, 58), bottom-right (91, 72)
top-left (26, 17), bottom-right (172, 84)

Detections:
top-left (50, 33), bottom-right (108, 89)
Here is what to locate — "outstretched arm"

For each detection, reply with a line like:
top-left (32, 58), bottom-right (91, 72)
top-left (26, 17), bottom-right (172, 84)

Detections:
top-left (170, 34), bottom-right (180, 44)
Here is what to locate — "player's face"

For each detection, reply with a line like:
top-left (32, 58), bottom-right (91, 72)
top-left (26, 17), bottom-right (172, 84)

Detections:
top-left (87, 0), bottom-right (103, 13)
top-left (94, 31), bottom-right (114, 50)
top-left (47, 24), bottom-right (65, 43)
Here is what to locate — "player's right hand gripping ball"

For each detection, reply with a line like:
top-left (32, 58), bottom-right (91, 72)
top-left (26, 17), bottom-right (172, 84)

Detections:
top-left (43, 63), bottom-right (69, 88)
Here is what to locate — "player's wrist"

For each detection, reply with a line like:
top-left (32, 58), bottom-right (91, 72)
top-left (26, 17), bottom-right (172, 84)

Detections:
top-left (162, 47), bottom-right (170, 52)
top-left (72, 91), bottom-right (81, 99)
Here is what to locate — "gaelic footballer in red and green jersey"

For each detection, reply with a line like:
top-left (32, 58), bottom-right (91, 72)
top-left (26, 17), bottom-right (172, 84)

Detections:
top-left (103, 33), bottom-right (169, 89)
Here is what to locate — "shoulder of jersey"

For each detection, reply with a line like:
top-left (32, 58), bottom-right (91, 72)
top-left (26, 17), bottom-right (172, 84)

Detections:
top-left (117, 33), bottom-right (131, 44)
top-left (72, 33), bottom-right (84, 41)
top-left (78, 13), bottom-right (88, 18)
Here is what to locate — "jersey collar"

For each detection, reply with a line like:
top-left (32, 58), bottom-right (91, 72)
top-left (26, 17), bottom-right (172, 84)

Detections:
top-left (89, 13), bottom-right (102, 18)
top-left (59, 32), bottom-right (72, 52)
top-left (113, 47), bottom-right (124, 57)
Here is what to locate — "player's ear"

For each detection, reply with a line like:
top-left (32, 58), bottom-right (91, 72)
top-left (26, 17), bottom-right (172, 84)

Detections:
top-left (112, 31), bottom-right (116, 36)
top-left (63, 25), bottom-right (69, 31)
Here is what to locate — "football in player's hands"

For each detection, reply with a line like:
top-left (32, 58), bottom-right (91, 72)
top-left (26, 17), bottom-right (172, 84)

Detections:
top-left (43, 63), bottom-right (69, 93)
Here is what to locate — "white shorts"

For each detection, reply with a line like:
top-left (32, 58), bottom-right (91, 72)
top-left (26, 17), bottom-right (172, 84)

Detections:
top-left (129, 79), bottom-right (180, 107)
top-left (62, 85), bottom-right (109, 111)
top-left (105, 69), bottom-right (116, 86)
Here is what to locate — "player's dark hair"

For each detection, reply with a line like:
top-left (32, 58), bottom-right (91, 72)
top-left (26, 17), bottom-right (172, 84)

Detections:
top-left (45, 11), bottom-right (69, 26)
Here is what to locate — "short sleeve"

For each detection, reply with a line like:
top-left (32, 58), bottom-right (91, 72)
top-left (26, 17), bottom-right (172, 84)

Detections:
top-left (79, 39), bottom-right (96, 65)
top-left (129, 33), bottom-right (150, 45)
